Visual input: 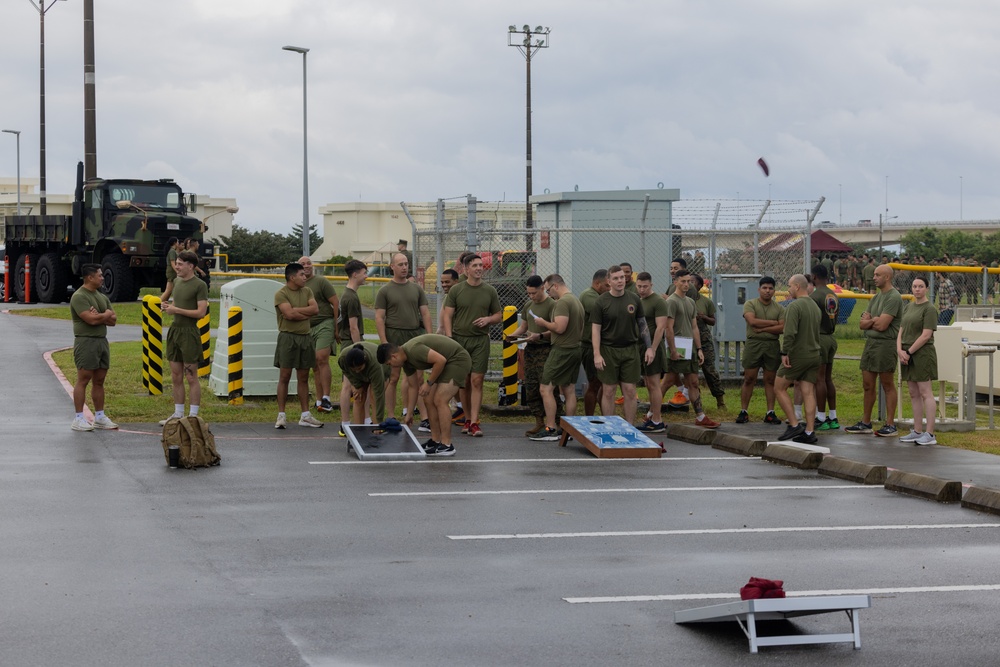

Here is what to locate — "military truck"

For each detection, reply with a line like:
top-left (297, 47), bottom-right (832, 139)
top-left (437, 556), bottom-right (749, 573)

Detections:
top-left (4, 162), bottom-right (209, 303)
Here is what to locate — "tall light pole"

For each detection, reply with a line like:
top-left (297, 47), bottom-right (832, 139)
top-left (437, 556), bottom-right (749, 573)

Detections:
top-left (2, 130), bottom-right (21, 215)
top-left (508, 24), bottom-right (550, 250)
top-left (27, 0), bottom-right (67, 215)
top-left (283, 45), bottom-right (310, 257)
top-left (960, 175), bottom-right (963, 221)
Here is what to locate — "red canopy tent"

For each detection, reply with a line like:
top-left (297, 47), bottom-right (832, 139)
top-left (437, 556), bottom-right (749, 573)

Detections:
top-left (758, 228), bottom-right (852, 254)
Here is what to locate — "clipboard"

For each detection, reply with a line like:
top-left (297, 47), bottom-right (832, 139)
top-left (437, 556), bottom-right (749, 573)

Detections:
top-left (674, 336), bottom-right (694, 360)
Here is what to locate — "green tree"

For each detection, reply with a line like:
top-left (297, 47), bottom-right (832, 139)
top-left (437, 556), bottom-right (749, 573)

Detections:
top-left (899, 227), bottom-right (945, 260)
top-left (212, 223), bottom-right (293, 265)
top-left (287, 223), bottom-right (323, 257)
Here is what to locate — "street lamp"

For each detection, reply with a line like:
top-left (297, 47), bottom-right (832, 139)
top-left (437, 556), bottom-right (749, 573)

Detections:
top-left (878, 214), bottom-right (898, 260)
top-left (200, 205), bottom-right (239, 235)
top-left (27, 0), bottom-right (67, 215)
top-left (2, 130), bottom-right (21, 215)
top-left (508, 24), bottom-right (551, 250)
top-left (282, 45), bottom-right (310, 257)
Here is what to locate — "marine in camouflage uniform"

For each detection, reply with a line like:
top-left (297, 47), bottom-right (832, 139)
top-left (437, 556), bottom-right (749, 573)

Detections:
top-left (690, 276), bottom-right (726, 407)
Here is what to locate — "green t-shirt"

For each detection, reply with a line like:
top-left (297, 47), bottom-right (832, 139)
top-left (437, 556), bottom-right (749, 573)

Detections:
top-left (375, 280), bottom-right (428, 331)
top-left (551, 292), bottom-right (585, 348)
top-left (691, 291), bottom-right (716, 340)
top-left (274, 284), bottom-right (314, 335)
top-left (166, 248), bottom-right (178, 280)
top-left (338, 287), bottom-right (365, 343)
top-left (445, 280), bottom-right (502, 337)
top-left (578, 287), bottom-right (601, 343)
top-left (863, 263), bottom-right (876, 282)
top-left (743, 298), bottom-right (784, 340)
top-left (338, 341), bottom-right (385, 422)
top-left (640, 292), bottom-right (670, 341)
top-left (781, 297), bottom-right (821, 359)
top-left (521, 296), bottom-right (556, 338)
top-left (864, 288), bottom-right (903, 341)
top-left (665, 293), bottom-right (696, 340)
top-left (810, 284), bottom-right (839, 336)
top-left (305, 275), bottom-right (338, 327)
top-left (900, 300), bottom-right (937, 348)
top-left (170, 276), bottom-right (208, 328)
top-left (70, 287), bottom-right (112, 337)
top-left (401, 334), bottom-right (468, 375)
top-left (590, 290), bottom-right (645, 347)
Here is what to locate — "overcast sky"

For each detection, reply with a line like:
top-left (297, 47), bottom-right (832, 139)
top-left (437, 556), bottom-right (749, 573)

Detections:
top-left (1, 0), bottom-right (998, 233)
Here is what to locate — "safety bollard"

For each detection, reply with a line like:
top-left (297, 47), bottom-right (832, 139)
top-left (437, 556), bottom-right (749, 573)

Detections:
top-left (499, 305), bottom-right (519, 405)
top-left (23, 254), bottom-right (34, 304)
top-left (198, 303), bottom-right (211, 378)
top-left (226, 306), bottom-right (244, 405)
top-left (141, 295), bottom-right (164, 395)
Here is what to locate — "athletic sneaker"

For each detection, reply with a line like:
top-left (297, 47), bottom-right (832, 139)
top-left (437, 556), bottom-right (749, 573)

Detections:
top-left (338, 425), bottom-right (347, 437)
top-left (916, 432), bottom-right (937, 446)
top-left (275, 414), bottom-right (287, 430)
top-left (421, 438), bottom-right (440, 453)
top-left (813, 417), bottom-right (826, 430)
top-left (779, 423), bottom-right (806, 441)
top-left (71, 417), bottom-right (94, 432)
top-left (299, 414), bottom-right (324, 428)
top-left (451, 408), bottom-right (466, 425)
top-left (318, 397), bottom-right (334, 413)
top-left (735, 410), bottom-right (749, 424)
top-left (874, 424), bottom-right (898, 437)
top-left (792, 431), bottom-right (818, 444)
top-left (461, 420), bottom-right (471, 434)
top-left (898, 429), bottom-right (922, 443)
top-left (529, 427), bottom-right (562, 441)
top-left (694, 415), bottom-right (720, 429)
top-left (844, 421), bottom-right (873, 434)
top-left (468, 422), bottom-right (483, 437)
top-left (668, 391), bottom-right (690, 407)
top-left (93, 415), bottom-right (119, 430)
top-left (427, 443), bottom-right (456, 457)
top-left (159, 415), bottom-right (182, 426)
top-left (615, 396), bottom-right (625, 405)
top-left (418, 419), bottom-right (431, 433)
top-left (763, 411), bottom-right (782, 425)
top-left (817, 418), bottom-right (840, 431)
top-left (637, 419), bottom-right (666, 433)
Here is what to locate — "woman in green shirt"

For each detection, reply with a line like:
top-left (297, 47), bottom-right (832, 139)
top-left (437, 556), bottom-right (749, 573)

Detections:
top-left (897, 276), bottom-right (937, 445)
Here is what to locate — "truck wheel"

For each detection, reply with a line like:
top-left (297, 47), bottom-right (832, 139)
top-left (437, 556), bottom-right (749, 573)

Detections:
top-left (101, 253), bottom-right (139, 302)
top-left (14, 252), bottom-right (40, 303)
top-left (36, 252), bottom-right (70, 303)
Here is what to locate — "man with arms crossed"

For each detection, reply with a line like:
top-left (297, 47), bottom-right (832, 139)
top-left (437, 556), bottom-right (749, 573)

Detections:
top-left (664, 270), bottom-right (719, 428)
top-left (634, 272), bottom-right (670, 432)
top-left (774, 274), bottom-right (823, 444)
top-left (273, 262), bottom-right (323, 429)
top-left (441, 254), bottom-right (502, 437)
top-left (736, 276), bottom-right (784, 425)
top-left (591, 265), bottom-right (652, 424)
top-left (846, 264), bottom-right (903, 436)
top-left (160, 251), bottom-right (209, 425)
top-left (579, 269), bottom-right (609, 415)
top-left (70, 263), bottom-right (118, 431)
top-left (378, 334), bottom-right (472, 457)
top-left (299, 256), bottom-right (340, 414)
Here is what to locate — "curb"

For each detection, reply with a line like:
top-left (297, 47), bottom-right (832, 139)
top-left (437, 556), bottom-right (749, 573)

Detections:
top-left (761, 443), bottom-right (824, 469)
top-left (961, 485), bottom-right (1000, 515)
top-left (884, 470), bottom-right (963, 502)
top-left (818, 456), bottom-right (887, 485)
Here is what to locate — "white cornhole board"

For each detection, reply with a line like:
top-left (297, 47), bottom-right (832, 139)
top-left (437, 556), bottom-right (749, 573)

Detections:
top-left (675, 594), bottom-right (871, 653)
top-left (345, 424), bottom-right (426, 461)
top-left (766, 441), bottom-right (831, 455)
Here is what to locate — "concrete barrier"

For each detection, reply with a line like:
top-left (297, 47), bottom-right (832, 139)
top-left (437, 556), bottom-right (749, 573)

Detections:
top-left (667, 423), bottom-right (716, 446)
top-left (761, 443), bottom-right (824, 469)
top-left (961, 485), bottom-right (1000, 515)
top-left (818, 456), bottom-right (887, 485)
top-left (884, 470), bottom-right (963, 502)
top-left (711, 432), bottom-right (767, 457)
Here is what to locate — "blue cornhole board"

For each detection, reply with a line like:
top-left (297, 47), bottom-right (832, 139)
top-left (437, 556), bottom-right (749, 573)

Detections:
top-left (345, 424), bottom-right (426, 461)
top-left (558, 416), bottom-right (662, 458)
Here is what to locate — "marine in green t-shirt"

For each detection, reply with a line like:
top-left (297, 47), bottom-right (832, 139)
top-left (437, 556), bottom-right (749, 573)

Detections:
top-left (69, 264), bottom-right (118, 431)
top-left (444, 280), bottom-right (503, 338)
top-left (374, 280), bottom-right (429, 332)
top-left (338, 341), bottom-right (386, 423)
top-left (338, 286), bottom-right (365, 343)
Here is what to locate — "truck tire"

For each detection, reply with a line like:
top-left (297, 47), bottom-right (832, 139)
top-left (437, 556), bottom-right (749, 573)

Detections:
top-left (36, 252), bottom-right (70, 303)
top-left (14, 252), bottom-right (40, 303)
top-left (101, 253), bottom-right (139, 302)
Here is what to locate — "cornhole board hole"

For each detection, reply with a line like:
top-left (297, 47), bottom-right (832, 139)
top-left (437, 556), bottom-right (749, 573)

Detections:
top-left (558, 416), bottom-right (662, 458)
top-left (345, 424), bottom-right (426, 461)
top-left (674, 594), bottom-right (872, 654)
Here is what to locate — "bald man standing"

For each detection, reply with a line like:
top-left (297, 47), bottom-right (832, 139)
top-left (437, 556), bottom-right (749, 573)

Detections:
top-left (774, 274), bottom-right (822, 443)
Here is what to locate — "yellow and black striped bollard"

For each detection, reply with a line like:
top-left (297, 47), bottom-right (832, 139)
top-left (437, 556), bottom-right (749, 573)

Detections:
top-left (198, 303), bottom-right (211, 378)
top-left (141, 295), bottom-right (164, 396)
top-left (226, 306), bottom-right (244, 405)
top-left (500, 305), bottom-right (519, 405)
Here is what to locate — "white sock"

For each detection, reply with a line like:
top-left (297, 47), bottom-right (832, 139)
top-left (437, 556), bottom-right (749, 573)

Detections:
top-left (96, 410), bottom-right (105, 419)
top-left (456, 402), bottom-right (463, 409)
top-left (278, 412), bottom-right (286, 419)
top-left (829, 409), bottom-right (837, 419)
top-left (323, 395), bottom-right (330, 401)
top-left (402, 408), bottom-right (408, 416)
top-left (301, 411), bottom-right (311, 419)
top-left (190, 405), bottom-right (199, 416)
top-left (794, 405), bottom-right (803, 420)
top-left (174, 404), bottom-right (185, 417)
top-left (817, 411), bottom-right (826, 421)
top-left (682, 386), bottom-right (690, 398)
top-left (76, 412), bottom-right (85, 420)
top-left (364, 418), bottom-right (373, 424)
top-left (316, 400), bottom-right (322, 407)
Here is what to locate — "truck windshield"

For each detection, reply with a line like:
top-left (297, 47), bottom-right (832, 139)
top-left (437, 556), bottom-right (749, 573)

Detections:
top-left (108, 184), bottom-right (182, 211)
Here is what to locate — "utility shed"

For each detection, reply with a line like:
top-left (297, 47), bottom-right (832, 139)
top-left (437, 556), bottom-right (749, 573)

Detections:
top-left (530, 188), bottom-right (681, 295)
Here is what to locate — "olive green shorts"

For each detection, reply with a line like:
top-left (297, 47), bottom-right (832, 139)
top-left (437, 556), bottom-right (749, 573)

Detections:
top-left (776, 355), bottom-right (820, 383)
top-left (385, 327), bottom-right (423, 347)
top-left (743, 338), bottom-right (781, 372)
top-left (860, 338), bottom-right (898, 374)
top-left (642, 343), bottom-right (668, 377)
top-left (542, 345), bottom-right (583, 386)
top-left (900, 345), bottom-right (938, 382)
top-left (273, 331), bottom-right (316, 370)
top-left (453, 333), bottom-right (491, 375)
top-left (74, 336), bottom-right (110, 370)
top-left (597, 344), bottom-right (641, 385)
top-left (310, 318), bottom-right (337, 356)
top-left (166, 326), bottom-right (203, 364)
top-left (437, 348), bottom-right (473, 388)
top-left (819, 334), bottom-right (838, 365)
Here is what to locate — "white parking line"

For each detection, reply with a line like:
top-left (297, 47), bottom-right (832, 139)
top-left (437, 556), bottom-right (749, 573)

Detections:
top-left (564, 583), bottom-right (1000, 604)
top-left (372, 484), bottom-right (879, 497)
top-left (448, 522), bottom-right (1000, 541)
top-left (309, 456), bottom-right (756, 465)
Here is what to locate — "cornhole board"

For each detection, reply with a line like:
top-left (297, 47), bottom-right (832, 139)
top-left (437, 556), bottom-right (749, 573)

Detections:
top-left (345, 424), bottom-right (426, 461)
top-left (558, 416), bottom-right (662, 458)
top-left (674, 595), bottom-right (872, 654)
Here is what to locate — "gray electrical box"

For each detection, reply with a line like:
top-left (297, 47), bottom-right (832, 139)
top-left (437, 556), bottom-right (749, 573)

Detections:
top-left (715, 274), bottom-right (761, 342)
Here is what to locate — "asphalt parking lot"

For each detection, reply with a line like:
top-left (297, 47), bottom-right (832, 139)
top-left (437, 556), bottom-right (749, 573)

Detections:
top-left (3, 309), bottom-right (1000, 665)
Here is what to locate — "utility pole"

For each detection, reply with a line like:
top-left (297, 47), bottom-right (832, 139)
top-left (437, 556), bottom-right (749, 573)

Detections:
top-left (27, 0), bottom-right (66, 214)
top-left (83, 0), bottom-right (97, 180)
top-left (508, 24), bottom-right (550, 251)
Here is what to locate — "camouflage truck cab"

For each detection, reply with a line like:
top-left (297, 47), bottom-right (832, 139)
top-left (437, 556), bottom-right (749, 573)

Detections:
top-left (4, 162), bottom-right (203, 303)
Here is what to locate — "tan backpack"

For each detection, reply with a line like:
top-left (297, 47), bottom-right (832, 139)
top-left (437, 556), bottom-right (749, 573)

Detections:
top-left (161, 416), bottom-right (221, 469)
